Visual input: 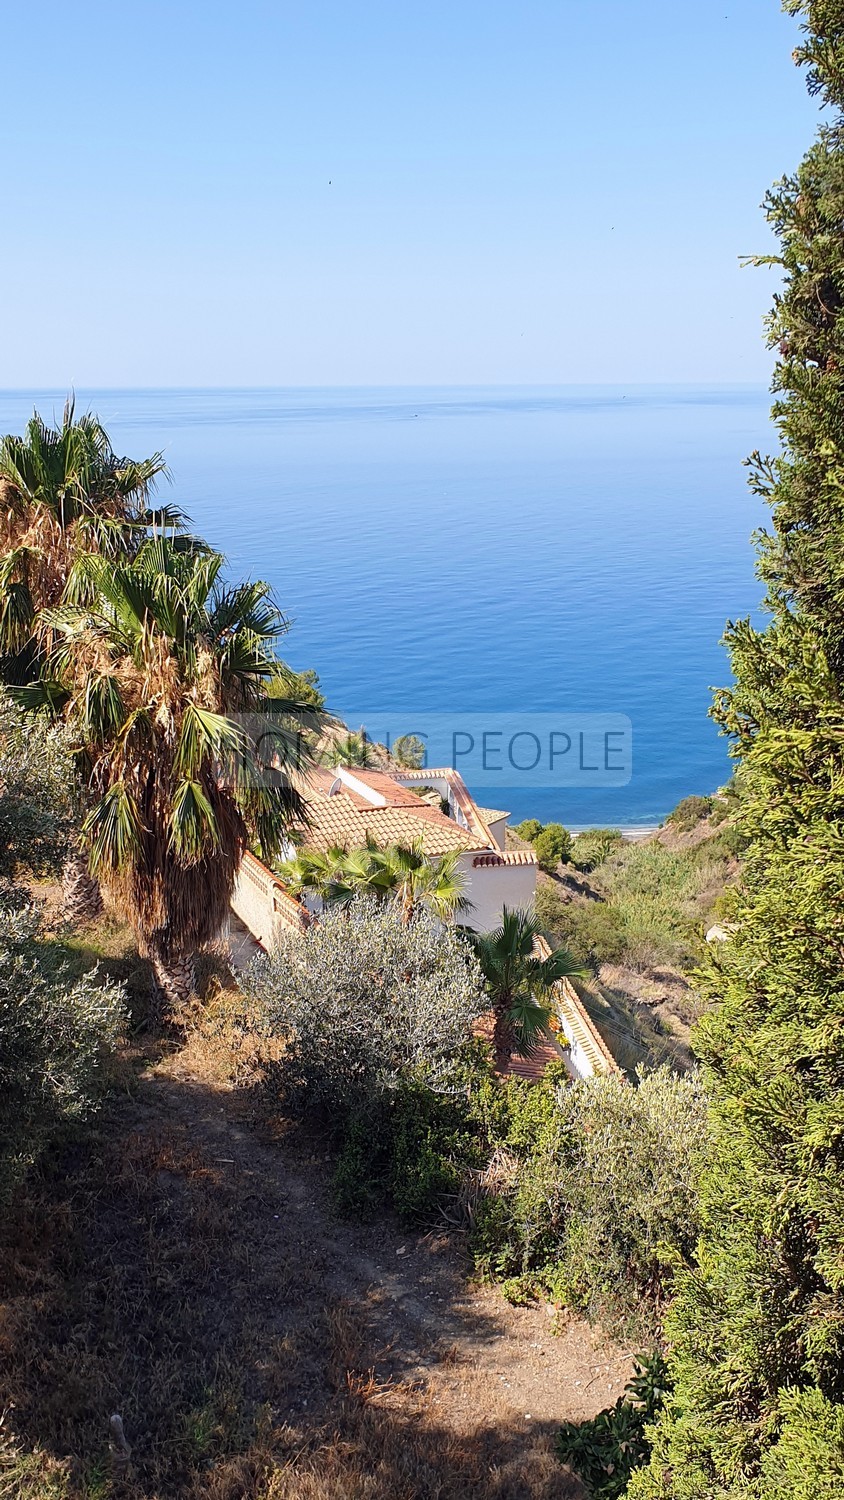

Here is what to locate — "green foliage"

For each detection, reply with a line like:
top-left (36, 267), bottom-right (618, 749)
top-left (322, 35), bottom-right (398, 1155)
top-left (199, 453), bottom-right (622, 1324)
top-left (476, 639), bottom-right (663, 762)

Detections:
top-left (511, 818), bottom-right (573, 869)
top-left (266, 664), bottom-right (326, 711)
top-left (470, 1067), bottom-right (708, 1335)
top-left (535, 884), bottom-right (628, 966)
top-left (0, 897), bottom-right (126, 1195)
top-left (331, 1064), bottom-right (488, 1224)
top-left (595, 840), bottom-right (730, 970)
top-left (665, 795), bottom-right (713, 832)
top-left (279, 838), bottom-right (469, 921)
top-left (514, 818), bottom-right (543, 842)
top-left (557, 1353), bottom-right (670, 1500)
top-left (533, 822), bottom-right (573, 871)
top-left (0, 691), bottom-right (77, 875)
top-left (631, 7), bottom-right (844, 1495)
top-left (0, 399), bottom-right (171, 675)
top-left (536, 836), bottom-right (732, 972)
top-left (466, 906), bottom-right (584, 1064)
top-left (392, 733), bottom-right (426, 769)
top-left (241, 898), bottom-right (484, 1121)
top-left (35, 539), bottom-right (309, 995)
top-left (571, 828), bottom-right (624, 872)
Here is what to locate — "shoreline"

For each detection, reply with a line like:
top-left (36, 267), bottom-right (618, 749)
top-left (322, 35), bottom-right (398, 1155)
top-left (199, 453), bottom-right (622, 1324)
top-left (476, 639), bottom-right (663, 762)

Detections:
top-left (566, 824), bottom-right (660, 839)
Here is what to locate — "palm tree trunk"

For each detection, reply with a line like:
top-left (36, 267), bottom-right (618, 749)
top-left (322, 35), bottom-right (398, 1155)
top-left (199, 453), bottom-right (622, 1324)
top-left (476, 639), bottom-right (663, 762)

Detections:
top-left (150, 951), bottom-right (196, 1008)
top-left (61, 848), bottom-right (104, 926)
top-left (492, 1008), bottom-right (515, 1074)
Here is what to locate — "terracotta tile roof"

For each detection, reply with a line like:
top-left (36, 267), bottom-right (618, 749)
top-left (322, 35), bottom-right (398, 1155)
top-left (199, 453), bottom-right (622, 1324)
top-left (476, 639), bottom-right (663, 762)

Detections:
top-left (391, 768), bottom-right (497, 849)
top-left (472, 850), bottom-right (536, 868)
top-left (475, 807), bottom-right (511, 823)
top-left (506, 1043), bottom-right (564, 1082)
top-left (473, 1011), bottom-right (568, 1082)
top-left (291, 764), bottom-right (501, 857)
top-left (344, 769), bottom-right (425, 806)
top-left (296, 791), bottom-right (480, 856)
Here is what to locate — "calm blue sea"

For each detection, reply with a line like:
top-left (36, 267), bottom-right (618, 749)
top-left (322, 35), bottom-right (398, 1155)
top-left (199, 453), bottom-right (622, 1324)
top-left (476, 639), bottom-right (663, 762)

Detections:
top-left (0, 386), bottom-right (771, 827)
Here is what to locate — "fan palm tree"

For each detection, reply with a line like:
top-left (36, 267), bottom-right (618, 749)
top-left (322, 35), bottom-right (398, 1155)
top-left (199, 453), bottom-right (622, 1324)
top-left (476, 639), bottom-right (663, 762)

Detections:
top-left (467, 907), bottom-right (585, 1072)
top-left (0, 398), bottom-right (177, 670)
top-left (366, 841), bottom-right (469, 923)
top-left (279, 845), bottom-right (368, 907)
top-left (0, 400), bottom-right (178, 922)
top-left (27, 537), bottom-right (318, 1005)
top-left (278, 838), bottom-right (469, 923)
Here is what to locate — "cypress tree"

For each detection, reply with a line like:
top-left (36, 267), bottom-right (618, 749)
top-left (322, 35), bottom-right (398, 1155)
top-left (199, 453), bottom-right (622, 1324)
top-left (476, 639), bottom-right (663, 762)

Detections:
top-left (629, 4), bottom-right (844, 1496)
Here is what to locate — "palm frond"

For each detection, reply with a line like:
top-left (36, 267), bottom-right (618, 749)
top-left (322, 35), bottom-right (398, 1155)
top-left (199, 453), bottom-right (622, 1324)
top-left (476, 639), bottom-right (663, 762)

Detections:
top-left (82, 672), bottom-right (125, 744)
top-left (83, 782), bottom-right (143, 874)
top-left (175, 702), bottom-right (245, 778)
top-left (7, 678), bottom-right (69, 715)
top-left (168, 778), bottom-right (221, 862)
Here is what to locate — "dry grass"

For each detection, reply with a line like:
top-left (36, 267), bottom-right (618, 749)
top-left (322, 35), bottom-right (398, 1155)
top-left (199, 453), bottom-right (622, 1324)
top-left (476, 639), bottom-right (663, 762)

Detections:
top-left (0, 1118), bottom-right (581, 1499)
top-left (0, 907), bottom-right (605, 1498)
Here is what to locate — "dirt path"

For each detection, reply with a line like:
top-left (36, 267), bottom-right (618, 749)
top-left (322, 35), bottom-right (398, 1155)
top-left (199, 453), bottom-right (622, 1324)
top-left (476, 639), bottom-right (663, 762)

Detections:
top-left (147, 1048), bottom-right (633, 1442)
top-left (1, 1025), bottom-right (633, 1499)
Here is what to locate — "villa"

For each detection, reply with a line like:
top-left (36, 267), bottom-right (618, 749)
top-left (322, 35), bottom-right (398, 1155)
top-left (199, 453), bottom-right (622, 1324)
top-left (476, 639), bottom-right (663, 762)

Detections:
top-left (230, 761), bottom-right (618, 1082)
top-left (279, 763), bottom-right (537, 931)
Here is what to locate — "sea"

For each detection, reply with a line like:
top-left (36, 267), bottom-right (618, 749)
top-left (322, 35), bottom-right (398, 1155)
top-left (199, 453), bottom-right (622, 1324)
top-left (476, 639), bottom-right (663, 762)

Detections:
top-left (0, 385), bottom-right (772, 829)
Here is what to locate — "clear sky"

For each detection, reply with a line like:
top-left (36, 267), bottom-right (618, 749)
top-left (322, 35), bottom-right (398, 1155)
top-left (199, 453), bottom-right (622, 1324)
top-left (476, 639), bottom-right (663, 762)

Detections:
top-left (0, 0), bottom-right (822, 387)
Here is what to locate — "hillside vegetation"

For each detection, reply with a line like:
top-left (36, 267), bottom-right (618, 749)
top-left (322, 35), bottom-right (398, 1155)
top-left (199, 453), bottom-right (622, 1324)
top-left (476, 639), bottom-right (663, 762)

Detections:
top-left (520, 799), bottom-right (740, 1072)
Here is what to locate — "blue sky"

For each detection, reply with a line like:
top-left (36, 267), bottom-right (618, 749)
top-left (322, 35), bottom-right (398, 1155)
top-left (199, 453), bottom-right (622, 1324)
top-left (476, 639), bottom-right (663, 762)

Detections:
top-left (1, 1), bottom-right (821, 386)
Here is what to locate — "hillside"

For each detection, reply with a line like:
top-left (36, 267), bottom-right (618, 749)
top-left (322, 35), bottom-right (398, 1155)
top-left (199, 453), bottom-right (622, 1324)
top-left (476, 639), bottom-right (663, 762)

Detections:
top-left (521, 797), bottom-right (741, 1073)
top-left (0, 899), bottom-right (632, 1500)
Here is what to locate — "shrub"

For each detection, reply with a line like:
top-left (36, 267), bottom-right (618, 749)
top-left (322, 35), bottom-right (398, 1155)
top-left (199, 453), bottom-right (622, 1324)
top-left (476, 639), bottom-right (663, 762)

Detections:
top-left (0, 897), bottom-right (126, 1195)
top-left (514, 818), bottom-right (543, 843)
top-left (556, 1352), bottom-right (670, 1499)
top-left (535, 884), bottom-right (628, 966)
top-left (571, 828), bottom-right (624, 872)
top-left (533, 822), bottom-right (573, 872)
top-left (0, 692), bottom-right (77, 876)
top-left (665, 794), bottom-right (714, 832)
top-left (243, 900), bottom-right (484, 1117)
top-left (472, 1066), bottom-right (709, 1334)
top-left (241, 901), bottom-right (487, 1221)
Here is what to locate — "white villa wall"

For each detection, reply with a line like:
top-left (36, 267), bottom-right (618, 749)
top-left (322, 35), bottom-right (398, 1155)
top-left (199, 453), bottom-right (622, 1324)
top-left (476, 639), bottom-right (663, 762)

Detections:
top-left (457, 854), bottom-right (536, 932)
top-left (486, 816), bottom-right (508, 851)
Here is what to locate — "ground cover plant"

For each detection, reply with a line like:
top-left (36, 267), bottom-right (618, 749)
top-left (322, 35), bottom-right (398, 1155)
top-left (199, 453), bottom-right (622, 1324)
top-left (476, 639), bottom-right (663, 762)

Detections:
top-left (556, 1353), bottom-right (670, 1500)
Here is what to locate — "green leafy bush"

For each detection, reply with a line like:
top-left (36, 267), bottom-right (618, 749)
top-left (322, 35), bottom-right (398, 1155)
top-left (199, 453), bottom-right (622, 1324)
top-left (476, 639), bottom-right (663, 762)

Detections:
top-left (332, 1063), bottom-right (489, 1223)
top-left (571, 828), bottom-right (624, 873)
top-left (514, 818), bottom-right (543, 842)
top-left (0, 898), bottom-right (126, 1195)
top-left (242, 900), bottom-right (484, 1117)
top-left (471, 1067), bottom-right (708, 1333)
top-left (665, 795), bottom-right (714, 832)
top-left (533, 822), bottom-right (573, 871)
top-left (0, 692), bottom-right (77, 876)
top-left (242, 902), bottom-right (488, 1222)
top-left (556, 1352), bottom-right (670, 1499)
